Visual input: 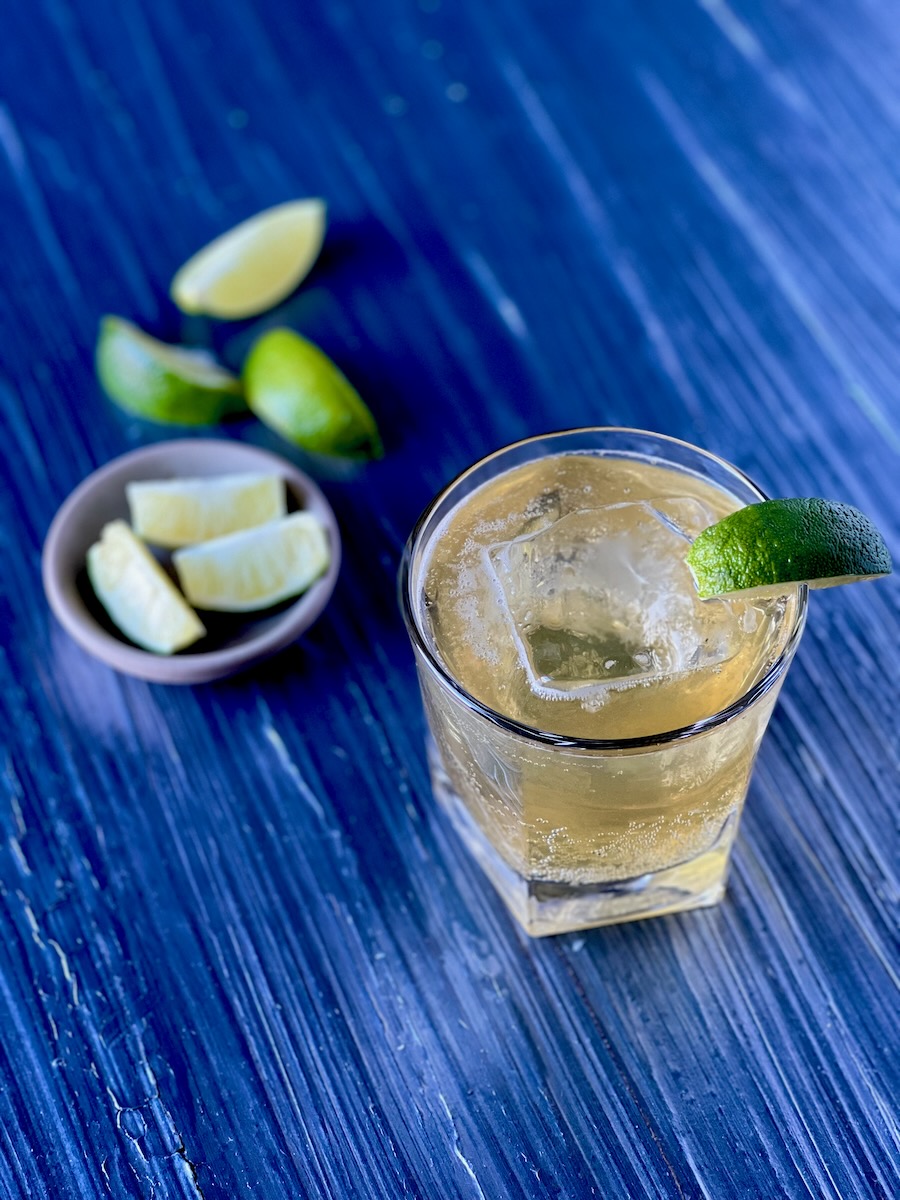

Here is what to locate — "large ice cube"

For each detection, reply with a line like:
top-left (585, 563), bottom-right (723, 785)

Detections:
top-left (486, 500), bottom-right (741, 697)
top-left (648, 495), bottom-right (718, 539)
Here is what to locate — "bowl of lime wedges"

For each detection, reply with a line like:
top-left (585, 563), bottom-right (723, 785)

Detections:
top-left (42, 440), bottom-right (341, 683)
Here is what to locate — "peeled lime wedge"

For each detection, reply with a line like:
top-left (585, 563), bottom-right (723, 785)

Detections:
top-left (170, 199), bottom-right (327, 319)
top-left (96, 316), bottom-right (245, 425)
top-left (87, 520), bottom-right (206, 654)
top-left (127, 473), bottom-right (285, 548)
top-left (243, 327), bottom-right (383, 459)
top-left (173, 512), bottom-right (330, 612)
top-left (686, 498), bottom-right (892, 599)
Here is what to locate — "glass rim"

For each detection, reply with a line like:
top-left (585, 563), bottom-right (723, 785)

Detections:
top-left (399, 427), bottom-right (809, 752)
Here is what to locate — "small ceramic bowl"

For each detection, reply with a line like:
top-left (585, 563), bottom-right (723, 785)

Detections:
top-left (42, 439), bottom-right (341, 684)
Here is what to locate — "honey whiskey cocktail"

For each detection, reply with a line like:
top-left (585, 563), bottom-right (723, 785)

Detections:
top-left (402, 430), bottom-right (806, 936)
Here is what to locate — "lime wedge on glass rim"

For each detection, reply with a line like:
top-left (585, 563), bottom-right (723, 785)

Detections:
top-left (243, 327), bottom-right (383, 459)
top-left (686, 498), bottom-right (893, 600)
top-left (170, 199), bottom-right (327, 320)
top-left (96, 316), bottom-right (245, 425)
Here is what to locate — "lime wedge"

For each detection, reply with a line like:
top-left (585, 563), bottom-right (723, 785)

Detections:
top-left (170, 199), bottom-right (327, 319)
top-left (243, 328), bottom-right (383, 459)
top-left (686, 498), bottom-right (893, 599)
top-left (173, 512), bottom-right (330, 612)
top-left (127, 473), bottom-right (286, 548)
top-left (87, 520), bottom-right (206, 654)
top-left (96, 316), bottom-right (245, 425)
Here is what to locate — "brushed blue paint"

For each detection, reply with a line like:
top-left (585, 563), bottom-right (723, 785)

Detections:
top-left (1, 0), bottom-right (899, 1197)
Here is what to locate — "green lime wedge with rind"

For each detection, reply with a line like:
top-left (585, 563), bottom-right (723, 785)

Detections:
top-left (686, 497), bottom-right (892, 600)
top-left (96, 316), bottom-right (246, 425)
top-left (242, 327), bottom-right (383, 460)
top-left (170, 199), bottom-right (327, 320)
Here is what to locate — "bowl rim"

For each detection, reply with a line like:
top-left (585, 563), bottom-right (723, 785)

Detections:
top-left (41, 439), bottom-right (341, 684)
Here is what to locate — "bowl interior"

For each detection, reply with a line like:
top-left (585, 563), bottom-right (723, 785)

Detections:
top-left (43, 439), bottom-right (341, 683)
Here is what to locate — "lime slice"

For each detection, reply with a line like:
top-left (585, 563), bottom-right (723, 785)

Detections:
top-left (172, 512), bottom-right (330, 612)
top-left (170, 199), bottom-right (327, 319)
top-left (96, 316), bottom-right (245, 425)
top-left (686, 498), bottom-right (893, 599)
top-left (243, 328), bottom-right (383, 459)
top-left (87, 520), bottom-right (206, 654)
top-left (127, 473), bottom-right (285, 548)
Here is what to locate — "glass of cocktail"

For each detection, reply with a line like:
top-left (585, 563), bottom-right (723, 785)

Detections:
top-left (400, 429), bottom-right (808, 936)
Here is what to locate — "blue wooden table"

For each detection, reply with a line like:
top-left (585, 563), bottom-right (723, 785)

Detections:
top-left (2, 1), bottom-right (899, 1196)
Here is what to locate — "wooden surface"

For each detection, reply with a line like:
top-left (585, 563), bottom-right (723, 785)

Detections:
top-left (2, 1), bottom-right (899, 1196)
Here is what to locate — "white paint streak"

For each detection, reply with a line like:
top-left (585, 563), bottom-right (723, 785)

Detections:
top-left (47, 938), bottom-right (79, 1006)
top-left (263, 724), bottom-right (326, 821)
top-left (9, 838), bottom-right (31, 875)
top-left (464, 251), bottom-right (530, 340)
top-left (438, 1093), bottom-right (488, 1199)
top-left (19, 894), bottom-right (44, 947)
top-left (698, 0), bottom-right (762, 61)
top-left (7, 769), bottom-right (27, 837)
top-left (697, 0), bottom-right (808, 112)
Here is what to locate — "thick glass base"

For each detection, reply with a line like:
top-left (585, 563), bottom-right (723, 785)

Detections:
top-left (428, 739), bottom-right (732, 937)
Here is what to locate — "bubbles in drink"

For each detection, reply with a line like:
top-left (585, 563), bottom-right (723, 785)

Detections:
top-left (421, 453), bottom-right (794, 740)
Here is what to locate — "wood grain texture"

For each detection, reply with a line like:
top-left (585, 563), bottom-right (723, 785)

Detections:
top-left (1, 0), bottom-right (898, 1196)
